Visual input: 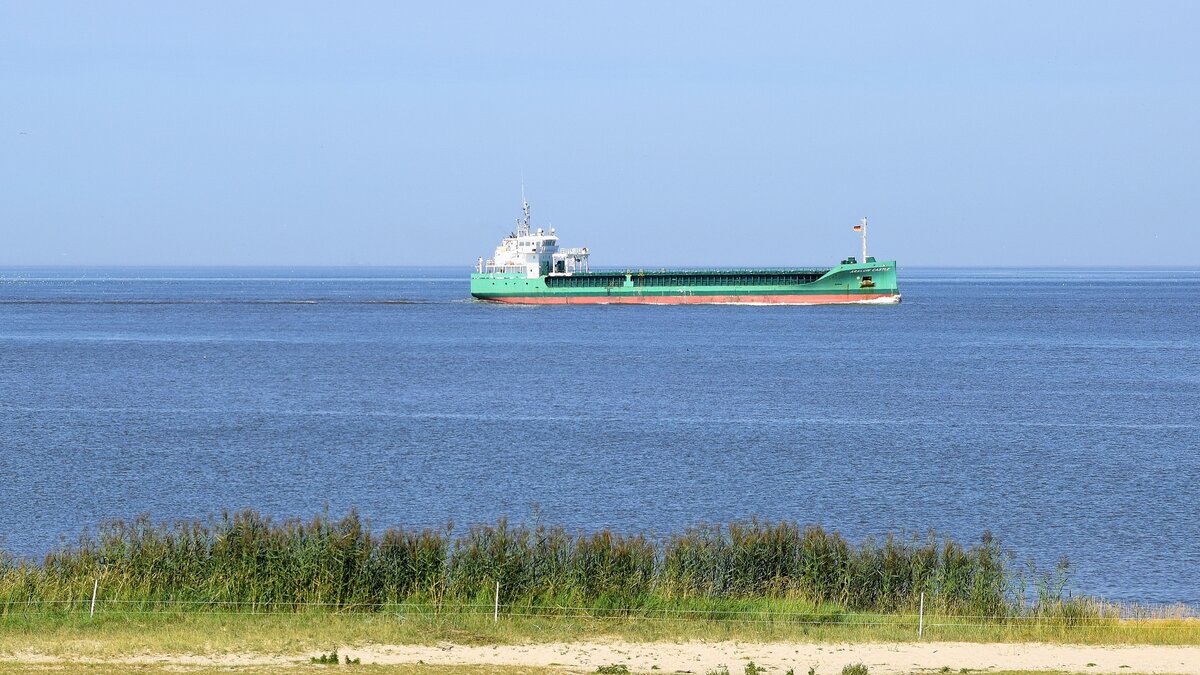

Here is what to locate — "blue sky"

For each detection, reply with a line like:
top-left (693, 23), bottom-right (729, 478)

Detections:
top-left (2, 2), bottom-right (1196, 266)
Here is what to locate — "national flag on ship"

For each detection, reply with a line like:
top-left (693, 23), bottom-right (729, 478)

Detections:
top-left (853, 224), bottom-right (862, 231)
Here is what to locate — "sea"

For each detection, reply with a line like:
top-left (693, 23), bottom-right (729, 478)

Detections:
top-left (0, 266), bottom-right (1197, 606)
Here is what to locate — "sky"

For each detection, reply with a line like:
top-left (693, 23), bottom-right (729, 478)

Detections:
top-left (1, 1), bottom-right (1197, 267)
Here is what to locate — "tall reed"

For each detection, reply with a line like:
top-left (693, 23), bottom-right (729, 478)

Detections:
top-left (0, 510), bottom-right (1049, 618)
top-left (446, 519), bottom-right (656, 608)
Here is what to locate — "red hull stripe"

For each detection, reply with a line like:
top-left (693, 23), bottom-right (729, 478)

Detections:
top-left (479, 293), bottom-right (898, 305)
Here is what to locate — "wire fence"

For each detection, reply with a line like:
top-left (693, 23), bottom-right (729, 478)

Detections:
top-left (1, 598), bottom-right (1196, 620)
top-left (2, 597), bottom-right (1196, 633)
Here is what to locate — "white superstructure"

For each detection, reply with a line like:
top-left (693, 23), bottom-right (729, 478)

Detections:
top-left (476, 197), bottom-right (590, 278)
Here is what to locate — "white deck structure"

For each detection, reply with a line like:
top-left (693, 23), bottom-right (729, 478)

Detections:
top-left (476, 198), bottom-right (589, 278)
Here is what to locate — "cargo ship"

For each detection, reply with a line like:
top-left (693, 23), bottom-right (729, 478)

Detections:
top-left (470, 198), bottom-right (900, 305)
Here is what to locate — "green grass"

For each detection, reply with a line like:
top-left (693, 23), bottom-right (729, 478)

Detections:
top-left (0, 607), bottom-right (1195, 659)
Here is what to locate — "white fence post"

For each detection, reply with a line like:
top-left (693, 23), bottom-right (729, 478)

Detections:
top-left (918, 591), bottom-right (925, 639)
top-left (494, 581), bottom-right (500, 623)
top-left (90, 578), bottom-right (99, 618)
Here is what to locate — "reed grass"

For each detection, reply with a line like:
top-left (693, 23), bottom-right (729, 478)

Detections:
top-left (0, 509), bottom-right (1182, 634)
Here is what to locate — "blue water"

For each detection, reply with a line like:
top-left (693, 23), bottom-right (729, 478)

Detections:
top-left (1, 266), bottom-right (1197, 605)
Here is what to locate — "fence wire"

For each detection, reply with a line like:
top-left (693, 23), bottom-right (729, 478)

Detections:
top-left (0, 598), bottom-right (1194, 622)
top-left (1, 598), bottom-right (1195, 631)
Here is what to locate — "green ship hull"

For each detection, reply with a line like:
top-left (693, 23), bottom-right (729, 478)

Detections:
top-left (470, 260), bottom-right (900, 305)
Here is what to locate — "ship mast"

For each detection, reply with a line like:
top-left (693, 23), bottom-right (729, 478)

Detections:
top-left (859, 217), bottom-right (868, 262)
top-left (517, 181), bottom-right (531, 237)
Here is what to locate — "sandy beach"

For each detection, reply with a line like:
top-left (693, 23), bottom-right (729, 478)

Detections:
top-left (346, 641), bottom-right (1200, 673)
top-left (11, 640), bottom-right (1200, 673)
